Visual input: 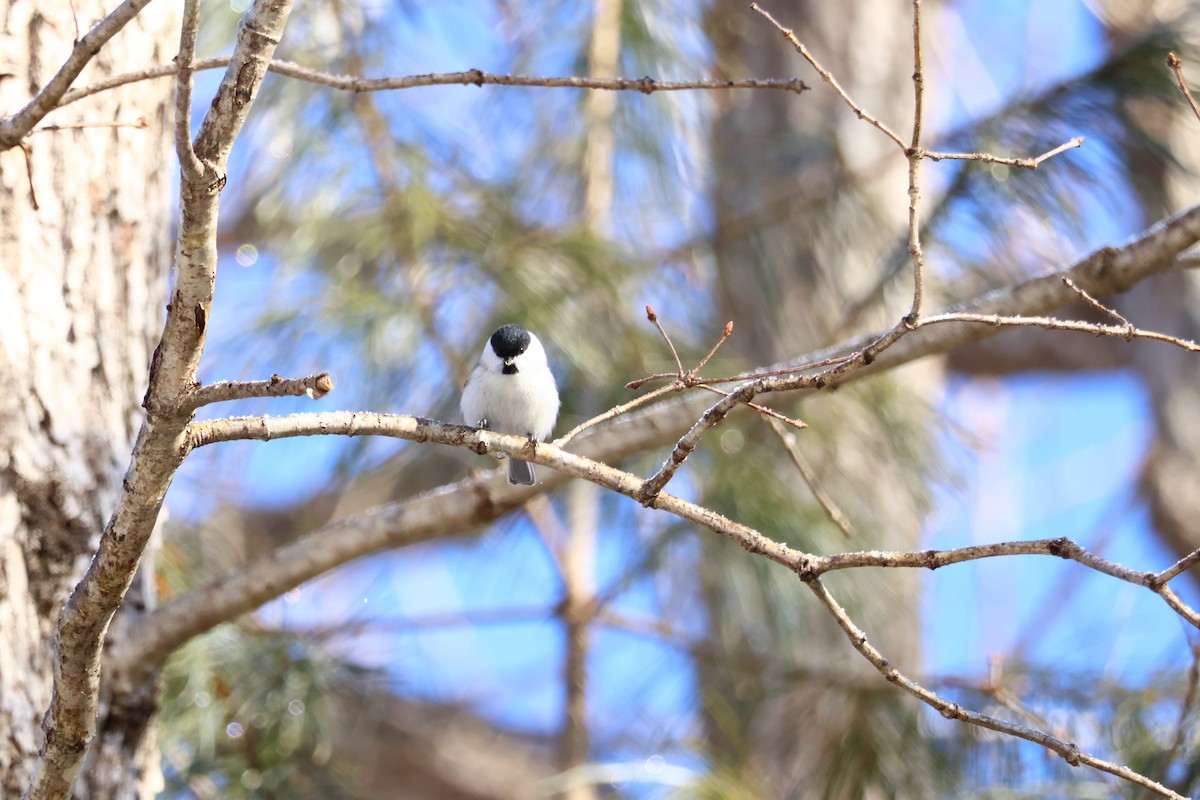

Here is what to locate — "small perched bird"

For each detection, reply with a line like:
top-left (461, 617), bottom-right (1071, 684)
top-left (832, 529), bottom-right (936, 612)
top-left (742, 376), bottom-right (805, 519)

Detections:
top-left (461, 323), bottom-right (560, 485)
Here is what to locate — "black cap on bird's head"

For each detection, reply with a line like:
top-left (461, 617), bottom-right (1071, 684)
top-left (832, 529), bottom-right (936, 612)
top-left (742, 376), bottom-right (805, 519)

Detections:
top-left (490, 323), bottom-right (531, 374)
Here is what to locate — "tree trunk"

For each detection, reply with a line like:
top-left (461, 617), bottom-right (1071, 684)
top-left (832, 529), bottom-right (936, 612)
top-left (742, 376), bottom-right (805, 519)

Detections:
top-left (0, 0), bottom-right (177, 795)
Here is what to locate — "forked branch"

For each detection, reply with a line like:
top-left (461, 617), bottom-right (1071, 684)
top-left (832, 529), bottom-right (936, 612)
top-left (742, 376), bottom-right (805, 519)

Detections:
top-left (57, 58), bottom-right (809, 110)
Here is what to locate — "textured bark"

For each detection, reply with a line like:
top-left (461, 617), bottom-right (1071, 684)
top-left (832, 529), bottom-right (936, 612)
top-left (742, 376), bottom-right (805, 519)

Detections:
top-left (17, 0), bottom-right (294, 793)
top-left (0, 0), bottom-right (177, 795)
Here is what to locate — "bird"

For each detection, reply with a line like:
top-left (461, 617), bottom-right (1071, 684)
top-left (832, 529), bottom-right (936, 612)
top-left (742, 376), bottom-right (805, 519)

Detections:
top-left (461, 323), bottom-right (560, 485)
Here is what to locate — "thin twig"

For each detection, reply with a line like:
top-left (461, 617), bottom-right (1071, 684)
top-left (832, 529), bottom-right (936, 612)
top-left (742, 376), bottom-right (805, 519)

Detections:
top-left (922, 136), bottom-right (1084, 169)
top-left (114, 201), bottom-right (1200, 685)
top-left (645, 305), bottom-right (683, 375)
top-left (625, 371), bottom-right (679, 390)
top-left (162, 406), bottom-right (1200, 640)
top-left (631, 310), bottom-right (814, 504)
top-left (919, 312), bottom-right (1200, 352)
top-left (632, 316), bottom-right (911, 510)
top-left (910, 0), bottom-right (925, 150)
top-left (175, 0), bottom-right (205, 180)
top-left (629, 351), bottom-right (858, 389)
top-left (691, 321), bottom-right (733, 375)
top-left (1167, 52), bottom-right (1200, 125)
top-left (182, 373), bottom-right (334, 412)
top-left (0, 0), bottom-right (159, 149)
top-left (1158, 547), bottom-right (1200, 585)
top-left (1158, 585), bottom-right (1200, 629)
top-left (56, 57), bottom-right (810, 110)
top-left (31, 117), bottom-right (149, 133)
top-left (688, 352), bottom-right (859, 386)
top-left (1062, 276), bottom-right (1132, 333)
top-left (766, 416), bottom-right (852, 537)
top-left (697, 384), bottom-right (806, 431)
top-left (556, 383), bottom-right (677, 446)
top-left (636, 381), bottom-right (761, 505)
top-left (906, 0), bottom-right (927, 318)
top-left (749, 3), bottom-right (906, 150)
top-left (805, 576), bottom-right (1185, 799)
top-left (817, 536), bottom-right (1200, 629)
top-left (906, 154), bottom-right (927, 319)
top-left (638, 316), bottom-right (787, 424)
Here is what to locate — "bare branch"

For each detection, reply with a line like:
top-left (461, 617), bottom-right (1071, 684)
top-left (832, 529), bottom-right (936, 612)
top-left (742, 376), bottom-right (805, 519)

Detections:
top-left (906, 0), bottom-right (928, 318)
top-left (1061, 276), bottom-right (1132, 330)
top-left (766, 417), bottom-right (853, 537)
top-left (645, 304), bottom-right (684, 375)
top-left (905, 154), bottom-right (927, 318)
top-left (876, 193), bottom-right (1200, 360)
top-left (627, 319), bottom-right (732, 389)
top-left (114, 415), bottom-right (813, 670)
top-left (556, 382), bottom-right (676, 446)
top-left (175, 0), bottom-right (205, 180)
top-left (750, 2), bottom-right (906, 150)
top-left (636, 381), bottom-right (761, 505)
top-left (191, 10), bottom-right (287, 171)
top-left (922, 136), bottom-right (1084, 169)
top-left (1167, 52), bottom-right (1200, 126)
top-left (692, 320), bottom-right (734, 375)
top-left (111, 198), bottom-right (1200, 697)
top-left (1159, 586), bottom-right (1200, 629)
top-left (1159, 547), bottom-right (1200, 584)
top-left (804, 576), bottom-right (1185, 799)
top-left (57, 57), bottom-right (809, 110)
top-left (681, 351), bottom-right (858, 387)
top-left (919, 312), bottom-right (1200, 353)
top-left (0, 0), bottom-right (160, 150)
top-left (31, 116), bottom-right (149, 133)
top-left (183, 372), bottom-right (334, 412)
top-left (624, 371), bottom-right (678, 390)
top-left (61, 58), bottom-right (224, 107)
top-left (181, 418), bottom-right (1200, 626)
top-left (697, 383), bottom-right (807, 430)
top-left (818, 537), bottom-right (1200, 629)
top-left (910, 0), bottom-right (925, 149)
top-left (111, 429), bottom-right (1200, 800)
top-left (628, 312), bottom-right (816, 505)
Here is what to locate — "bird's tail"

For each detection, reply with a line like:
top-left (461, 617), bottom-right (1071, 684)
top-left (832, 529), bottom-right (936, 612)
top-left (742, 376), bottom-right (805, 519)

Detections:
top-left (508, 459), bottom-right (535, 486)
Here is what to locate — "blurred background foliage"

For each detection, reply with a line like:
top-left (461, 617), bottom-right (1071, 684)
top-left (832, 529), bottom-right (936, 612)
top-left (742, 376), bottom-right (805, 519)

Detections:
top-left (157, 0), bottom-right (1200, 797)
